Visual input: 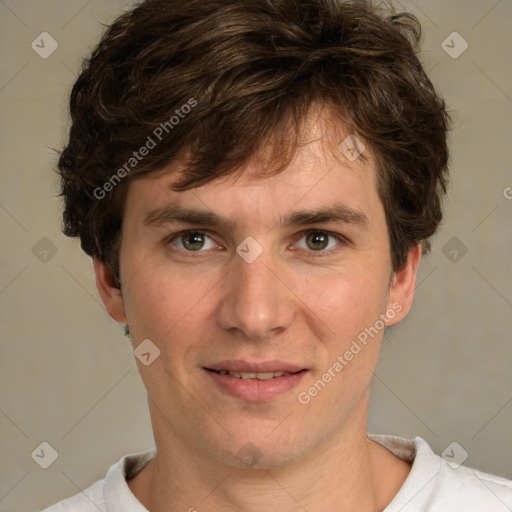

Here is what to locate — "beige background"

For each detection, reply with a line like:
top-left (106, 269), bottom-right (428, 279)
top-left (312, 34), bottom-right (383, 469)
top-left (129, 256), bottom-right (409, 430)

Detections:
top-left (0, 0), bottom-right (511, 510)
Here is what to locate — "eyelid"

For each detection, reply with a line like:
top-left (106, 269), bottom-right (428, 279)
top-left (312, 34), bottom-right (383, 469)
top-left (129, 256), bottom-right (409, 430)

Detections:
top-left (294, 228), bottom-right (348, 256)
top-left (165, 228), bottom-right (348, 255)
top-left (166, 229), bottom-right (220, 251)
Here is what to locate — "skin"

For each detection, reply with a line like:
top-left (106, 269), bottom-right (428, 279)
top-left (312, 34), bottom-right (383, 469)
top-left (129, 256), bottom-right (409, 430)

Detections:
top-left (94, 105), bottom-right (421, 512)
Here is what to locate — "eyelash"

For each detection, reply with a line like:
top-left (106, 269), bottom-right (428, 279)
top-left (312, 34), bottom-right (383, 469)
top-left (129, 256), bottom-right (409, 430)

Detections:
top-left (164, 229), bottom-right (348, 258)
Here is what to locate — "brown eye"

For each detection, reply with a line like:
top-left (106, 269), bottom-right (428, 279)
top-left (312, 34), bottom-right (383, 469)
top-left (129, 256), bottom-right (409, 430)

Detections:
top-left (181, 232), bottom-right (206, 251)
top-left (295, 230), bottom-right (345, 255)
top-left (168, 230), bottom-right (217, 252)
top-left (305, 231), bottom-right (329, 251)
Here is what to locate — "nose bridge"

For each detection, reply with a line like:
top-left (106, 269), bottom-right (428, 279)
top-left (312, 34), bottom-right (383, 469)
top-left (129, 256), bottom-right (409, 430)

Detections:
top-left (216, 242), bottom-right (294, 340)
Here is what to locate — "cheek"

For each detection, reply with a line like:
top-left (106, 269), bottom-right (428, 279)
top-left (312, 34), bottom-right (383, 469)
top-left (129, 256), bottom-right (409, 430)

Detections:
top-left (297, 264), bottom-right (389, 340)
top-left (121, 262), bottom-right (220, 356)
top-left (295, 265), bottom-right (390, 402)
top-left (120, 263), bottom-right (183, 340)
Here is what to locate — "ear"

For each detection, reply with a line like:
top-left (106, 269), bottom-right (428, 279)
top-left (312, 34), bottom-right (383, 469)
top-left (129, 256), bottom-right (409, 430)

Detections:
top-left (385, 244), bottom-right (422, 326)
top-left (93, 256), bottom-right (127, 323)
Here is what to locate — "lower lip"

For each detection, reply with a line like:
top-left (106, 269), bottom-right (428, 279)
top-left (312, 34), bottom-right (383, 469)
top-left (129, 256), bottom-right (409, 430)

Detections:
top-left (204, 369), bottom-right (308, 402)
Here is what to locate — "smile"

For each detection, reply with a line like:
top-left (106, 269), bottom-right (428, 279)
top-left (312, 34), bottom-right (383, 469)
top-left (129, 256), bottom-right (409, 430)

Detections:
top-left (203, 366), bottom-right (308, 402)
top-left (211, 369), bottom-right (295, 380)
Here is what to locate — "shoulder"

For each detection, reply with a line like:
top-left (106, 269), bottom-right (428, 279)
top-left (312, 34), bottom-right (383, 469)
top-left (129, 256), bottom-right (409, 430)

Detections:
top-left (40, 479), bottom-right (106, 512)
top-left (432, 460), bottom-right (512, 511)
top-left (369, 433), bottom-right (512, 511)
top-left (38, 448), bottom-right (156, 512)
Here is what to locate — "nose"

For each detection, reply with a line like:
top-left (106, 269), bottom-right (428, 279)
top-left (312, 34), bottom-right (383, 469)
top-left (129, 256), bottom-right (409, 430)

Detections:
top-left (216, 245), bottom-right (295, 341)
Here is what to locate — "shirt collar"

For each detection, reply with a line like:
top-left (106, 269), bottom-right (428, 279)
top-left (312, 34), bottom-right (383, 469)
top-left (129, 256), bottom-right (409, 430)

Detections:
top-left (104, 447), bottom-right (156, 512)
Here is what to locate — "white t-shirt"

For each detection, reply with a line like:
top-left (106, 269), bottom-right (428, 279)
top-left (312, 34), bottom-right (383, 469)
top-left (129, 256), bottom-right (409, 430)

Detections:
top-left (40, 434), bottom-right (512, 511)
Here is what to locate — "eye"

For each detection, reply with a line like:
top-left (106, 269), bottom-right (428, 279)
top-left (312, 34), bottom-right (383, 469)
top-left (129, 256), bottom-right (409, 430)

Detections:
top-left (167, 230), bottom-right (218, 252)
top-left (165, 229), bottom-right (346, 256)
top-left (295, 230), bottom-right (345, 254)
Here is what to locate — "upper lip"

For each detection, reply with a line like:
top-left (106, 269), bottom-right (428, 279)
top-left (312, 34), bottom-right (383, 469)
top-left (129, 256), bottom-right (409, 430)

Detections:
top-left (204, 360), bottom-right (306, 373)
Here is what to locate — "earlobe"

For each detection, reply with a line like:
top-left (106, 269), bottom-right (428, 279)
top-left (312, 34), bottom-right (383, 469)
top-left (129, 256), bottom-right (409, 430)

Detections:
top-left (385, 244), bottom-right (422, 326)
top-left (93, 256), bottom-right (127, 323)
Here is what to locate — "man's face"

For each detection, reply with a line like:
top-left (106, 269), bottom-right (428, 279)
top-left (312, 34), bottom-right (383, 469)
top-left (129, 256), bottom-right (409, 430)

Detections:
top-left (96, 108), bottom-right (418, 469)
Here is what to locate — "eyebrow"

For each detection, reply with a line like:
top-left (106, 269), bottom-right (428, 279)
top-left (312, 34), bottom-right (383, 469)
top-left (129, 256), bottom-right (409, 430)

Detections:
top-left (143, 203), bottom-right (369, 230)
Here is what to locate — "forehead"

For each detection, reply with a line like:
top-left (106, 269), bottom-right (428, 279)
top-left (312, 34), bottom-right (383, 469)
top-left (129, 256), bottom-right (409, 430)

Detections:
top-left (124, 105), bottom-right (382, 230)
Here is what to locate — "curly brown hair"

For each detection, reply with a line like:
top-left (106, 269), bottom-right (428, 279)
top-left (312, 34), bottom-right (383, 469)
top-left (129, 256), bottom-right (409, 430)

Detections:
top-left (57, 0), bottom-right (450, 287)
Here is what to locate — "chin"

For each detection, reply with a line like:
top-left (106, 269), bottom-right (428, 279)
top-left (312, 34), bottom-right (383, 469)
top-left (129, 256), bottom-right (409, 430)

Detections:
top-left (211, 430), bottom-right (311, 471)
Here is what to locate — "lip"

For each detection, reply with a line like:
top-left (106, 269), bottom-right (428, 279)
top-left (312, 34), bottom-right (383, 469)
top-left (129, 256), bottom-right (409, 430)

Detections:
top-left (205, 360), bottom-right (306, 374)
top-left (203, 360), bottom-right (308, 402)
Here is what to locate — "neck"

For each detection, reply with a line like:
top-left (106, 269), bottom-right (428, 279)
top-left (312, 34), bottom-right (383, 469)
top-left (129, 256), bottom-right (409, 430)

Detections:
top-left (128, 397), bottom-right (407, 512)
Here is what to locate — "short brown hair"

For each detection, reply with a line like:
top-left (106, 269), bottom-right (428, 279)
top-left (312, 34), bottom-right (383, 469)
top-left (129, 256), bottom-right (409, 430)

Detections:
top-left (57, 0), bottom-right (450, 286)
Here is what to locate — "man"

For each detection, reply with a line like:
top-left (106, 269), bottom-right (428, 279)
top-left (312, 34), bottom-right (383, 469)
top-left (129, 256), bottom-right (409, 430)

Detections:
top-left (44, 0), bottom-right (512, 510)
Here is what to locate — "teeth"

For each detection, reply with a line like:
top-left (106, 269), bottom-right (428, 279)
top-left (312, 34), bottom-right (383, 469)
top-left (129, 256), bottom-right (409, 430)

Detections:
top-left (237, 371), bottom-right (256, 378)
top-left (220, 370), bottom-right (288, 380)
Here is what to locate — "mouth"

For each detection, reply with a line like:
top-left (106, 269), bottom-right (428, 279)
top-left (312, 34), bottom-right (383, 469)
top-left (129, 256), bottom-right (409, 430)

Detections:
top-left (203, 361), bottom-right (308, 402)
top-left (205, 368), bottom-right (304, 380)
